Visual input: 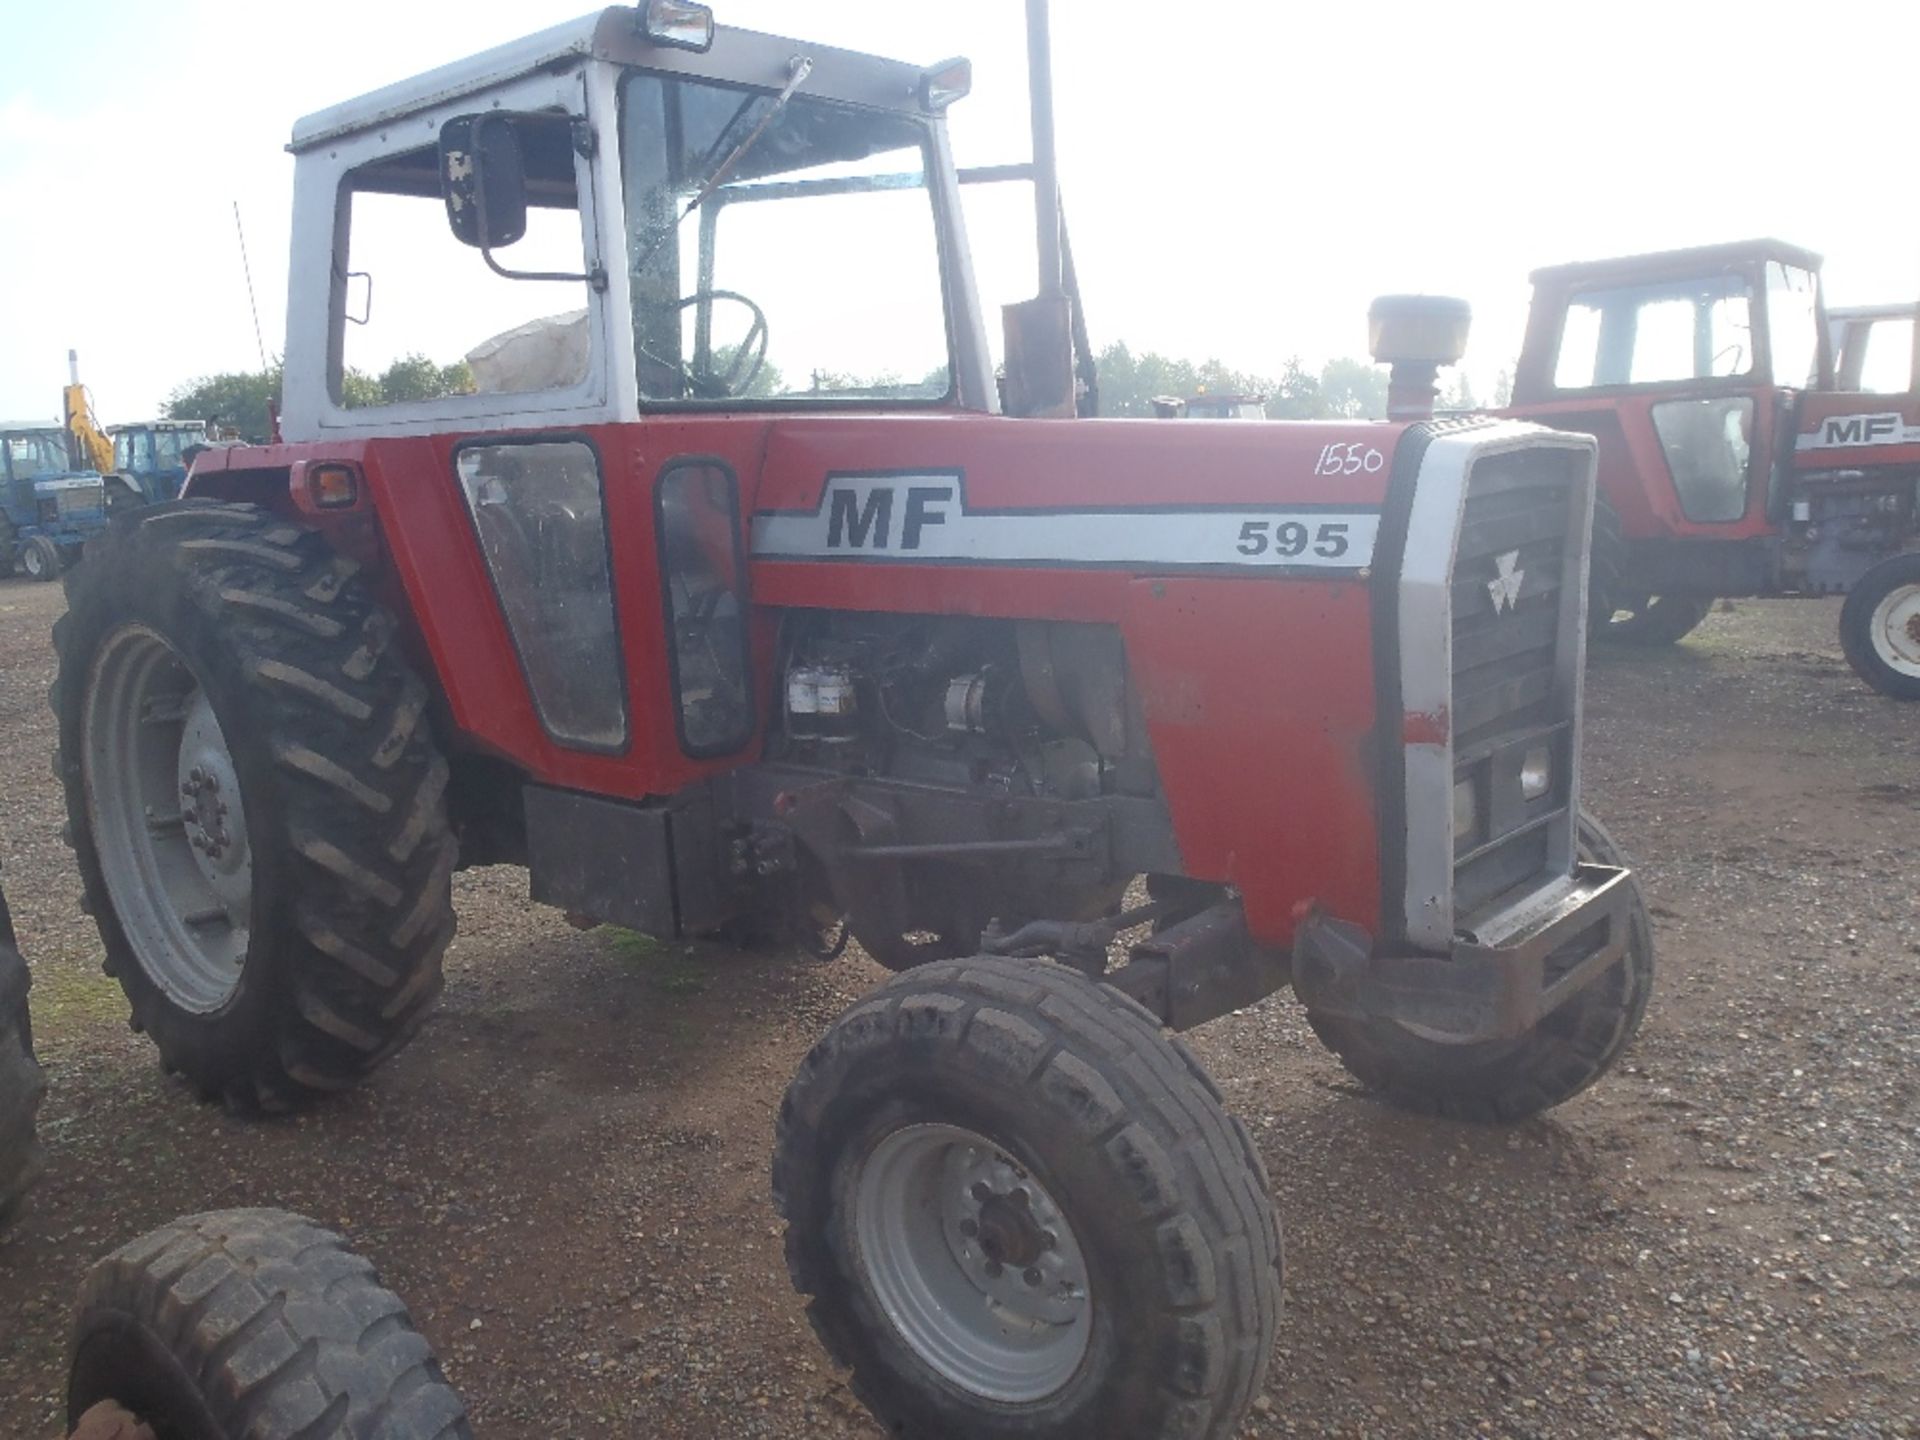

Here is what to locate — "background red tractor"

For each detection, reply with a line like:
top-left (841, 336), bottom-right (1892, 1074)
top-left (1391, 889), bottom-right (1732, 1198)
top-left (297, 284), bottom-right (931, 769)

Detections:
top-left (46, 5), bottom-right (1650, 1436)
top-left (1503, 239), bottom-right (1920, 696)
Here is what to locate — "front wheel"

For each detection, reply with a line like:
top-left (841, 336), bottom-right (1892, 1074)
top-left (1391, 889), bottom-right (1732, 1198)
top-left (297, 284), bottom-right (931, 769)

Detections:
top-left (21, 535), bottom-right (62, 582)
top-left (1307, 813), bottom-right (1654, 1122)
top-left (67, 1209), bottom-right (473, 1440)
top-left (0, 885), bottom-right (47, 1226)
top-left (1839, 552), bottom-right (1920, 700)
top-left (776, 956), bottom-right (1282, 1440)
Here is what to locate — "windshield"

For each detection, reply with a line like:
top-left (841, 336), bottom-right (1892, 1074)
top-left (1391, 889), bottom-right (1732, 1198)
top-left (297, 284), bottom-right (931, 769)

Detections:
top-left (152, 429), bottom-right (201, 468)
top-left (5, 432), bottom-right (72, 478)
top-left (1553, 273), bottom-right (1754, 390)
top-left (619, 71), bottom-right (951, 406)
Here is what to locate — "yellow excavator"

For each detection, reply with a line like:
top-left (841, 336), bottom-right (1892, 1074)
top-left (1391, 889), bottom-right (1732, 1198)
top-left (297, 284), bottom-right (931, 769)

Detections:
top-left (62, 351), bottom-right (114, 479)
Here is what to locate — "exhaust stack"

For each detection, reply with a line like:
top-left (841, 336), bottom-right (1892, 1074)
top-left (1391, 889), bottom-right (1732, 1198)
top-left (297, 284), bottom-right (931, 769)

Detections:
top-left (1368, 295), bottom-right (1472, 422)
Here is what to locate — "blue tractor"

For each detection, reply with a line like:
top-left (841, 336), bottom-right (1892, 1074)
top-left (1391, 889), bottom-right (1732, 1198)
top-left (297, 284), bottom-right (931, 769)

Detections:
top-left (0, 425), bottom-right (110, 581)
top-left (105, 419), bottom-right (226, 508)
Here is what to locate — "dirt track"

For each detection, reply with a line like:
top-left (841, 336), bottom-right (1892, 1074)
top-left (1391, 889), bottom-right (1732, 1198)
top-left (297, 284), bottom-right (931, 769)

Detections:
top-left (1, 574), bottom-right (1915, 1439)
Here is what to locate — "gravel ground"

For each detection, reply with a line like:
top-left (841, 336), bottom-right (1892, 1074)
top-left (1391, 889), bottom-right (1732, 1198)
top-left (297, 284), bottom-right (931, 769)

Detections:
top-left (0, 576), bottom-right (1914, 1439)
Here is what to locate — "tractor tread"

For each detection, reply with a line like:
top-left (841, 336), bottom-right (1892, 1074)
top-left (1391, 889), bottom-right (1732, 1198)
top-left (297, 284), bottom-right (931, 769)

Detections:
top-left (0, 922), bottom-right (47, 1226)
top-left (68, 1209), bottom-right (473, 1440)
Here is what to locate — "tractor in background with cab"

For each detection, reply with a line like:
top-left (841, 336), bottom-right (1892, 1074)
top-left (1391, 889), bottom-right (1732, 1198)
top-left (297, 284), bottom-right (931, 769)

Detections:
top-left (1503, 239), bottom-right (1920, 697)
top-left (50, 5), bottom-right (1652, 1436)
top-left (1, 423), bottom-right (110, 580)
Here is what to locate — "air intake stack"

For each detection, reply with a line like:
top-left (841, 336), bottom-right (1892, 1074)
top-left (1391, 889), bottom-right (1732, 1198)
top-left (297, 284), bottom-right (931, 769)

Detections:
top-left (1368, 295), bottom-right (1472, 421)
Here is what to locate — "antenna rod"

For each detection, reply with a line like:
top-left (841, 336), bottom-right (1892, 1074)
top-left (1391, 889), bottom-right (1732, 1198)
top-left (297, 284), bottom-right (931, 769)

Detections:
top-left (234, 201), bottom-right (269, 372)
top-left (1026, 0), bottom-right (1063, 301)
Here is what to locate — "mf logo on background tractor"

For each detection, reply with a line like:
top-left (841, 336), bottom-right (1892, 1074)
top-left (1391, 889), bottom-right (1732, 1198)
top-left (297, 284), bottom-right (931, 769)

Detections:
top-left (1487, 550), bottom-right (1526, 614)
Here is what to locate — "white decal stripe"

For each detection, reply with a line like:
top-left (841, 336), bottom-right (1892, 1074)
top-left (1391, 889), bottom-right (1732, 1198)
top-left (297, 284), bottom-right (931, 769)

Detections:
top-left (753, 475), bottom-right (1378, 570)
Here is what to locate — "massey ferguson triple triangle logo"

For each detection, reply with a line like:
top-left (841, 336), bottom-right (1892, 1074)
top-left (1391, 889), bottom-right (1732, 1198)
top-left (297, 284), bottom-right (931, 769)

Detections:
top-left (1487, 551), bottom-right (1525, 614)
top-left (752, 471), bottom-right (1382, 572)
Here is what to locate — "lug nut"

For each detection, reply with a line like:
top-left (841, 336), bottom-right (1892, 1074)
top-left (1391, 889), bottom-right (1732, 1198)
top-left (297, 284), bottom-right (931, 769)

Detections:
top-left (1023, 1268), bottom-right (1042, 1287)
top-left (970, 1182), bottom-right (992, 1203)
top-left (983, 1260), bottom-right (1003, 1279)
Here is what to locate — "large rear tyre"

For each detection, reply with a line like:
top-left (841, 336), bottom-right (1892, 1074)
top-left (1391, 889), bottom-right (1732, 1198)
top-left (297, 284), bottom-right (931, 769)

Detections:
top-left (0, 883), bottom-right (47, 1226)
top-left (1839, 552), bottom-right (1920, 700)
top-left (1306, 814), bottom-right (1654, 1123)
top-left (776, 955), bottom-right (1282, 1440)
top-left (67, 1208), bottom-right (473, 1440)
top-left (53, 502), bottom-right (456, 1112)
top-left (1587, 496), bottom-right (1712, 646)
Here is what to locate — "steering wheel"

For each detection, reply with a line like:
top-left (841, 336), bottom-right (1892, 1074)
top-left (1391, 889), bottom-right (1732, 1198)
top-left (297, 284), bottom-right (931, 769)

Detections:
top-left (675, 290), bottom-right (769, 398)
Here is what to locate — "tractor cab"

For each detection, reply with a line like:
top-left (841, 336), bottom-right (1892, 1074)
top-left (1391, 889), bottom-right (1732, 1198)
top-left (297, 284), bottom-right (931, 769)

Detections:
top-left (107, 420), bottom-right (224, 506)
top-left (1510, 239), bottom-right (1825, 548)
top-left (1827, 302), bottom-right (1919, 395)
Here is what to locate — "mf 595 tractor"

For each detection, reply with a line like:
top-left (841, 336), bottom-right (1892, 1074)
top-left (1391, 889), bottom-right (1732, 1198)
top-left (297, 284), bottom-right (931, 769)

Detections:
top-left (52, 5), bottom-right (1652, 1435)
top-left (1503, 239), bottom-right (1920, 697)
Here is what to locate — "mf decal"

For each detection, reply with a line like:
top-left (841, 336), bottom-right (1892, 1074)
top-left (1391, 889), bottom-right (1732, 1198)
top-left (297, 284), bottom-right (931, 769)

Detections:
top-left (753, 472), bottom-right (1381, 572)
top-left (1797, 413), bottom-right (1920, 450)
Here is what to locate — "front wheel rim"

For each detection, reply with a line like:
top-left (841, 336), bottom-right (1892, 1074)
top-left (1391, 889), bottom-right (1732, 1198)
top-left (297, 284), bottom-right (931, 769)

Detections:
top-left (83, 626), bottom-right (252, 1013)
top-left (852, 1122), bottom-right (1092, 1404)
top-left (1868, 582), bottom-right (1920, 678)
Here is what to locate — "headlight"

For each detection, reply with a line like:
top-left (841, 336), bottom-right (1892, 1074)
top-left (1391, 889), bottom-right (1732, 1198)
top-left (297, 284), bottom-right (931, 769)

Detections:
top-left (640, 0), bottom-right (714, 52)
top-left (1519, 744), bottom-right (1553, 802)
top-left (1453, 777), bottom-right (1479, 844)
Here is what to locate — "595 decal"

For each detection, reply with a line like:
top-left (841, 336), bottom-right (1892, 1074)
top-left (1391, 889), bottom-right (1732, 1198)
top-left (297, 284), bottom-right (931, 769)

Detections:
top-left (1236, 519), bottom-right (1352, 560)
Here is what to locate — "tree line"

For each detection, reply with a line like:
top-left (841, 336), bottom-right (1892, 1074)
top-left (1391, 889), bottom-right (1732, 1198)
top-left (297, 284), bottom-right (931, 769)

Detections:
top-left (160, 346), bottom-right (1510, 440)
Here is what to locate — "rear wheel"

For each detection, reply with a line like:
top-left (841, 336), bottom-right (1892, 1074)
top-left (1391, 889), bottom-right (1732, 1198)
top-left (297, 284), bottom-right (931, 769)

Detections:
top-left (776, 956), bottom-right (1282, 1440)
top-left (67, 1208), bottom-right (472, 1440)
top-left (1587, 496), bottom-right (1712, 645)
top-left (0, 884), bottom-right (47, 1226)
top-left (1839, 552), bottom-right (1920, 700)
top-left (1306, 814), bottom-right (1654, 1123)
top-left (53, 502), bottom-right (456, 1112)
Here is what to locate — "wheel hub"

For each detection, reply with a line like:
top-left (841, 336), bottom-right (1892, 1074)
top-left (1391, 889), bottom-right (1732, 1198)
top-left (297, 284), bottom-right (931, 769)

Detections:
top-left (83, 627), bottom-right (251, 1014)
top-left (1871, 582), bottom-right (1920, 676)
top-left (853, 1123), bottom-right (1092, 1403)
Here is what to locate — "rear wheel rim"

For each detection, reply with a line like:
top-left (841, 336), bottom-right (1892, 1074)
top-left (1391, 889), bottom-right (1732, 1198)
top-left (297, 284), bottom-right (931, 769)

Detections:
top-left (83, 626), bottom-right (251, 1013)
top-left (1868, 582), bottom-right (1920, 678)
top-left (852, 1122), bottom-right (1092, 1404)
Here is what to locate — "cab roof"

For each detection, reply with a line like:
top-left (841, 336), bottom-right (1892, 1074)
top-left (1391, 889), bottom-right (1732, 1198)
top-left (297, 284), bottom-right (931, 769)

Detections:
top-left (289, 7), bottom-right (934, 154)
top-left (1529, 238), bottom-right (1825, 289)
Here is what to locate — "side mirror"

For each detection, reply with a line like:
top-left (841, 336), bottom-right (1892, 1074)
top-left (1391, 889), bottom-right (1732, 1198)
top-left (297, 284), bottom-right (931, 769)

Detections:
top-left (440, 114), bottom-right (529, 251)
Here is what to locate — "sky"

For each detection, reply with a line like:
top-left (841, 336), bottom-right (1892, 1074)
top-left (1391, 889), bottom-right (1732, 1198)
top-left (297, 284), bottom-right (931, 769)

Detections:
top-left (2, 0), bottom-right (1916, 422)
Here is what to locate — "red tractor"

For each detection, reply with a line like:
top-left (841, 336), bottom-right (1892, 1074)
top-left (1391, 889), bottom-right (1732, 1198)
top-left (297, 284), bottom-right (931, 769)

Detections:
top-left (50, 6), bottom-right (1649, 1436)
top-left (1503, 240), bottom-right (1920, 696)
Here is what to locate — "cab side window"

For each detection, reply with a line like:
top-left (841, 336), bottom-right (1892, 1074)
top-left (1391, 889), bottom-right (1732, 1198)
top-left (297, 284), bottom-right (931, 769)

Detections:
top-left (337, 116), bottom-right (592, 408)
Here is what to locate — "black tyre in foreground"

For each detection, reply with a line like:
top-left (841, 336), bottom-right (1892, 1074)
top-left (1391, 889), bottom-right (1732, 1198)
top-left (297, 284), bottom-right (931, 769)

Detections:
top-left (53, 502), bottom-right (456, 1111)
top-left (776, 955), bottom-right (1282, 1440)
top-left (1839, 551), bottom-right (1920, 700)
top-left (68, 1208), bottom-right (472, 1440)
top-left (1307, 814), bottom-right (1654, 1123)
top-left (0, 882), bottom-right (47, 1225)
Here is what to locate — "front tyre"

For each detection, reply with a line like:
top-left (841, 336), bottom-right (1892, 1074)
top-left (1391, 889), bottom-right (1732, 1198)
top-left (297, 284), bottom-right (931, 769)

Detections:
top-left (1839, 552), bottom-right (1920, 700)
top-left (0, 884), bottom-right (47, 1226)
top-left (1307, 813), bottom-right (1654, 1123)
top-left (53, 502), bottom-right (456, 1112)
top-left (22, 535), bottom-right (62, 582)
top-left (67, 1209), bottom-right (473, 1440)
top-left (776, 956), bottom-right (1282, 1440)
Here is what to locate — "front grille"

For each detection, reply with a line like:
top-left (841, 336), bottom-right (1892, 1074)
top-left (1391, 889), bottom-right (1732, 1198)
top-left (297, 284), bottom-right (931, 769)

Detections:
top-left (1450, 448), bottom-right (1585, 918)
top-left (55, 483), bottom-right (103, 518)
